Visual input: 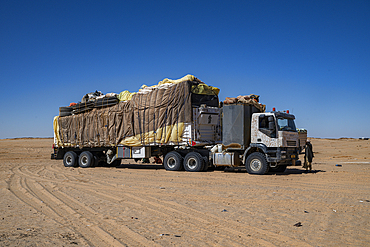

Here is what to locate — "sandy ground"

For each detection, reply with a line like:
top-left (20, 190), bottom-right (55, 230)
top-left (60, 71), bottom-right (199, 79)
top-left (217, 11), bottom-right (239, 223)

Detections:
top-left (0, 138), bottom-right (369, 246)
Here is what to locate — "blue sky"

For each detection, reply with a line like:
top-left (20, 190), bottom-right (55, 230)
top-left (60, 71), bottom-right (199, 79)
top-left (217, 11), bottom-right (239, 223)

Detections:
top-left (0, 0), bottom-right (369, 139)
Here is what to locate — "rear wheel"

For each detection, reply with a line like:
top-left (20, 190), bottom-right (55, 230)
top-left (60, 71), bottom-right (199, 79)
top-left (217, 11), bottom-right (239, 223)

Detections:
top-left (63, 151), bottom-right (77, 167)
top-left (245, 152), bottom-right (269, 175)
top-left (202, 156), bottom-right (209, 172)
top-left (78, 151), bottom-right (94, 168)
top-left (184, 152), bottom-right (204, 172)
top-left (163, 151), bottom-right (183, 171)
top-left (110, 159), bottom-right (121, 167)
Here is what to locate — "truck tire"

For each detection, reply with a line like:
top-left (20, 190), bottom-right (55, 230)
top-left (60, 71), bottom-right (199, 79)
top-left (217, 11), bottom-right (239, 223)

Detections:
top-left (78, 151), bottom-right (94, 168)
top-left (59, 111), bottom-right (73, 117)
top-left (59, 106), bottom-right (73, 117)
top-left (202, 156), bottom-right (209, 172)
top-left (110, 159), bottom-right (121, 167)
top-left (63, 151), bottom-right (77, 167)
top-left (270, 165), bottom-right (287, 173)
top-left (245, 152), bottom-right (269, 175)
top-left (184, 152), bottom-right (204, 172)
top-left (163, 151), bottom-right (183, 171)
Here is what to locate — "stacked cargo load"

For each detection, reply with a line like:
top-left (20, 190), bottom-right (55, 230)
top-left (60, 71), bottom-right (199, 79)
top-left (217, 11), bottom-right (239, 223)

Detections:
top-left (53, 75), bottom-right (220, 148)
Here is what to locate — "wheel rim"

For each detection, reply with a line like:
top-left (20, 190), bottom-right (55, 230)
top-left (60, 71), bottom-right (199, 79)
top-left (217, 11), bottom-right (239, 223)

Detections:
top-left (250, 158), bottom-right (262, 172)
top-left (167, 157), bottom-right (176, 169)
top-left (66, 156), bottom-right (72, 165)
top-left (187, 157), bottom-right (197, 170)
top-left (81, 155), bottom-right (88, 166)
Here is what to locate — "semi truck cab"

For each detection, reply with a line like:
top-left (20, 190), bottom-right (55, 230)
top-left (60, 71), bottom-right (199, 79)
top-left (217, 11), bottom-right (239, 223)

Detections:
top-left (215, 104), bottom-right (303, 174)
top-left (251, 111), bottom-right (299, 167)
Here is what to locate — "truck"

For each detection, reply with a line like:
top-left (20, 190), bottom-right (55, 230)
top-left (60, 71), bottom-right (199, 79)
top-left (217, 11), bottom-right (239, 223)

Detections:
top-left (52, 75), bottom-right (305, 175)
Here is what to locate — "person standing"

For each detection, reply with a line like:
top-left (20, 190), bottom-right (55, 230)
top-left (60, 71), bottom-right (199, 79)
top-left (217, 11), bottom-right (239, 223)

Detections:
top-left (303, 140), bottom-right (314, 171)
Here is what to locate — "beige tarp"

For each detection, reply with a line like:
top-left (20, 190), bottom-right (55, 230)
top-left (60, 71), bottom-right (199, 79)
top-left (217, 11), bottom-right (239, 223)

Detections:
top-left (55, 80), bottom-right (194, 147)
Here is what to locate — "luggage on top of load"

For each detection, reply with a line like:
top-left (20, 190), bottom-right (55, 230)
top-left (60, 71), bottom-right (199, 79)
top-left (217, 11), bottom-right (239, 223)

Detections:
top-left (59, 91), bottom-right (120, 115)
top-left (224, 94), bottom-right (265, 112)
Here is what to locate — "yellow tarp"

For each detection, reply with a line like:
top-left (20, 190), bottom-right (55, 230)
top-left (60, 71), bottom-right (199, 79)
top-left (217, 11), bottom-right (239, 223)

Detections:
top-left (118, 90), bottom-right (136, 101)
top-left (119, 122), bottom-right (185, 146)
top-left (158, 74), bottom-right (195, 85)
top-left (53, 116), bottom-right (63, 147)
top-left (191, 84), bottom-right (220, 95)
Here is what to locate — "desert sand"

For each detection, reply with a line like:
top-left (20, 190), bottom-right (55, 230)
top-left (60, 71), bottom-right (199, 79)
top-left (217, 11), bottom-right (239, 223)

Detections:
top-left (0, 138), bottom-right (369, 246)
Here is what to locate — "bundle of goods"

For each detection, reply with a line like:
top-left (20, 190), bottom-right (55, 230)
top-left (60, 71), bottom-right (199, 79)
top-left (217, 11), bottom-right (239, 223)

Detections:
top-left (223, 94), bottom-right (265, 112)
top-left (59, 106), bottom-right (73, 117)
top-left (58, 92), bottom-right (120, 116)
top-left (71, 101), bottom-right (94, 115)
top-left (81, 90), bottom-right (104, 103)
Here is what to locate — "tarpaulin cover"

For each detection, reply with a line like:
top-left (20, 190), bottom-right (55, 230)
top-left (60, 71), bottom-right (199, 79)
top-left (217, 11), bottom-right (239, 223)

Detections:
top-left (54, 77), bottom-right (217, 147)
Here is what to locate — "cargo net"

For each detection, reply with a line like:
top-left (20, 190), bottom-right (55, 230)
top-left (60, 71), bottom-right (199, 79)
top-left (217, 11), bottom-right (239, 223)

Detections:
top-left (54, 75), bottom-right (219, 147)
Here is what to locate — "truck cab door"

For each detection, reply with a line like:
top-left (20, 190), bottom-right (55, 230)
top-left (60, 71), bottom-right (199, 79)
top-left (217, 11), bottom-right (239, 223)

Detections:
top-left (251, 114), bottom-right (278, 147)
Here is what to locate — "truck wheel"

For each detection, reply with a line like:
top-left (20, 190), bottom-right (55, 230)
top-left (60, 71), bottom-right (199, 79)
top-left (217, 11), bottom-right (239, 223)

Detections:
top-left (245, 152), bottom-right (269, 175)
top-left (184, 152), bottom-right (204, 172)
top-left (163, 151), bottom-right (183, 171)
top-left (63, 151), bottom-right (77, 167)
top-left (78, 151), bottom-right (94, 168)
top-left (270, 165), bottom-right (287, 173)
top-left (111, 159), bottom-right (121, 167)
top-left (202, 156), bottom-right (209, 172)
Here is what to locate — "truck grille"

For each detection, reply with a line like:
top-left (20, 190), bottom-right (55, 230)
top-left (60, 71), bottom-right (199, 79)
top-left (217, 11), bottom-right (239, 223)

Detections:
top-left (287, 141), bottom-right (296, 146)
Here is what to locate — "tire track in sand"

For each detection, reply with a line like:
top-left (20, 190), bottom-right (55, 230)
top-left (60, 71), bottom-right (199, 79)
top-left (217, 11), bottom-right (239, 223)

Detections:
top-left (19, 165), bottom-right (269, 246)
top-left (61, 185), bottom-right (248, 247)
top-left (39, 181), bottom-right (161, 247)
top-left (79, 182), bottom-right (311, 247)
top-left (74, 174), bottom-right (312, 247)
top-left (18, 164), bottom-right (312, 246)
top-left (10, 165), bottom-right (158, 247)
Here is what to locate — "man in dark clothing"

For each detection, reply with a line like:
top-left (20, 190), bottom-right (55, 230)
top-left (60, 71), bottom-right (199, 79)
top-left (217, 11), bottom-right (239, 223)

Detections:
top-left (303, 140), bottom-right (314, 170)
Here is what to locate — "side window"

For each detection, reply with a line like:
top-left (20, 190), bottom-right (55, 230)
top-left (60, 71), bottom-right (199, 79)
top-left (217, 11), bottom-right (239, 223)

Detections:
top-left (259, 116), bottom-right (268, 129)
top-left (259, 116), bottom-right (276, 138)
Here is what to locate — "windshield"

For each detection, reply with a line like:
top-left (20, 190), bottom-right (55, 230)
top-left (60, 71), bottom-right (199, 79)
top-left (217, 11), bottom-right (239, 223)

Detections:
top-left (277, 118), bottom-right (297, 132)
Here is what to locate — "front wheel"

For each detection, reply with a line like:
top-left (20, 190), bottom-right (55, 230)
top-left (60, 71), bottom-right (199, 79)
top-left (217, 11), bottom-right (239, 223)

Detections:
top-left (245, 152), bottom-right (269, 175)
top-left (270, 165), bottom-right (287, 173)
